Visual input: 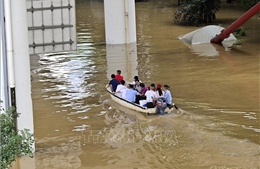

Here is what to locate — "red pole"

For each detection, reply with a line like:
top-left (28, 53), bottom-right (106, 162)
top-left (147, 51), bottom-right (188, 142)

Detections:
top-left (211, 2), bottom-right (260, 44)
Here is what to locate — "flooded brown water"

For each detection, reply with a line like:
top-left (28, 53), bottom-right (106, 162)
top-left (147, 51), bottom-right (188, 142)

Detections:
top-left (29, 1), bottom-right (259, 169)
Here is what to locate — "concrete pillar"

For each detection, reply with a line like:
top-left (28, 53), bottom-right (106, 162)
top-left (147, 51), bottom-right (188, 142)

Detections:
top-left (10, 0), bottom-right (34, 147)
top-left (104, 0), bottom-right (136, 44)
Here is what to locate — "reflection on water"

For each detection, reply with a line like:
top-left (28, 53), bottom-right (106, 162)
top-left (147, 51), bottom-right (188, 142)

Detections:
top-left (30, 1), bottom-right (259, 169)
top-left (106, 43), bottom-right (138, 82)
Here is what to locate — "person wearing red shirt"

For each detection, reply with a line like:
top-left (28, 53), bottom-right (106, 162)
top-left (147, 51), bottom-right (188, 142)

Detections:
top-left (115, 70), bottom-right (124, 82)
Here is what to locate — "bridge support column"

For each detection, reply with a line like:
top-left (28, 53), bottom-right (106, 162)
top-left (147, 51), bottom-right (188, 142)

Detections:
top-left (104, 0), bottom-right (136, 44)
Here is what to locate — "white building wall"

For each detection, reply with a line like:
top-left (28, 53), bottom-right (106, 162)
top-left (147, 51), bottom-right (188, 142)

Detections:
top-left (27, 0), bottom-right (77, 54)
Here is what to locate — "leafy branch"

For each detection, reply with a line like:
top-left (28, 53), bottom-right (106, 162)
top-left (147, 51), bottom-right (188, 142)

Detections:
top-left (0, 104), bottom-right (34, 169)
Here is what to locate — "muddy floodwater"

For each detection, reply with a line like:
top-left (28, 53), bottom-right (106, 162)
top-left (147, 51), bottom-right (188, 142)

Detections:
top-left (28, 1), bottom-right (259, 169)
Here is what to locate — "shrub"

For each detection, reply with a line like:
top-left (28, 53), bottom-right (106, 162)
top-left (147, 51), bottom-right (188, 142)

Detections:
top-left (173, 0), bottom-right (221, 26)
top-left (0, 105), bottom-right (34, 169)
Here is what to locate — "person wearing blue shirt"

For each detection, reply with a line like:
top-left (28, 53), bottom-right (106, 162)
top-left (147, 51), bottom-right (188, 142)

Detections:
top-left (162, 84), bottom-right (179, 110)
top-left (107, 74), bottom-right (120, 92)
top-left (126, 84), bottom-right (139, 103)
top-left (162, 85), bottom-right (173, 108)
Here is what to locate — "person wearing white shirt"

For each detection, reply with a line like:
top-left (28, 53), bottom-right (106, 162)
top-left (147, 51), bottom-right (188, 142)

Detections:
top-left (145, 85), bottom-right (157, 102)
top-left (131, 75), bottom-right (142, 84)
top-left (134, 79), bottom-right (142, 92)
top-left (121, 84), bottom-right (129, 99)
top-left (143, 84), bottom-right (157, 108)
top-left (115, 80), bottom-right (127, 98)
top-left (155, 84), bottom-right (164, 98)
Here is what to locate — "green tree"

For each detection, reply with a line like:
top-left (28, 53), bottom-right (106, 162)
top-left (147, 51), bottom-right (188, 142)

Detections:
top-left (173, 0), bottom-right (221, 26)
top-left (239, 0), bottom-right (260, 8)
top-left (0, 105), bottom-right (34, 169)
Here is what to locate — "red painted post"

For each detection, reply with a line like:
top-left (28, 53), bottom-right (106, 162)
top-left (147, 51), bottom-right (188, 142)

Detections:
top-left (211, 2), bottom-right (260, 44)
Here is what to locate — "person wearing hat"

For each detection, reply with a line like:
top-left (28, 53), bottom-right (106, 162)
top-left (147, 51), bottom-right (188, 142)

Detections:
top-left (155, 84), bottom-right (164, 98)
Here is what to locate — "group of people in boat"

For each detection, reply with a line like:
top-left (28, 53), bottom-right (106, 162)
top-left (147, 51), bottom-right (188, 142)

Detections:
top-left (107, 70), bottom-right (174, 109)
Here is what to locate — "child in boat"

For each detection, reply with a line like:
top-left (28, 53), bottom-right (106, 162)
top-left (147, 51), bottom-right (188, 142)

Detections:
top-left (115, 70), bottom-right (124, 82)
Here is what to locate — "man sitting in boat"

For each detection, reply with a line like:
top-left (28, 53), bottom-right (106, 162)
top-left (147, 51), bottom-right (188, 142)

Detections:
top-left (140, 83), bottom-right (148, 94)
top-left (107, 74), bottom-right (120, 92)
top-left (135, 82), bottom-right (147, 104)
top-left (131, 76), bottom-right (142, 84)
top-left (126, 84), bottom-right (139, 103)
top-left (144, 84), bottom-right (157, 108)
top-left (134, 79), bottom-right (142, 92)
top-left (115, 80), bottom-right (128, 98)
top-left (121, 84), bottom-right (130, 100)
top-left (150, 83), bottom-right (156, 91)
top-left (162, 84), bottom-right (174, 109)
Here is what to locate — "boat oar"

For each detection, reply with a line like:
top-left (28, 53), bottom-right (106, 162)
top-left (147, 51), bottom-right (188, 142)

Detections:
top-left (174, 104), bottom-right (179, 110)
top-left (172, 103), bottom-right (180, 113)
top-left (169, 103), bottom-right (179, 112)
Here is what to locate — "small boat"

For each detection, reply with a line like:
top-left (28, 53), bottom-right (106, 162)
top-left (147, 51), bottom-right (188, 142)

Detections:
top-left (106, 87), bottom-right (174, 115)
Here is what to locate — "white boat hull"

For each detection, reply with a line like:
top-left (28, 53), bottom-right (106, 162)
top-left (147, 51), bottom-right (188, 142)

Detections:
top-left (106, 87), bottom-right (172, 115)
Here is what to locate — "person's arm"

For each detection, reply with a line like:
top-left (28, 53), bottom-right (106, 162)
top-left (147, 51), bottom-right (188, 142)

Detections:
top-left (107, 81), bottom-right (114, 92)
top-left (164, 91), bottom-right (169, 102)
top-left (115, 88), bottom-right (122, 94)
top-left (106, 81), bottom-right (111, 88)
top-left (152, 93), bottom-right (157, 101)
